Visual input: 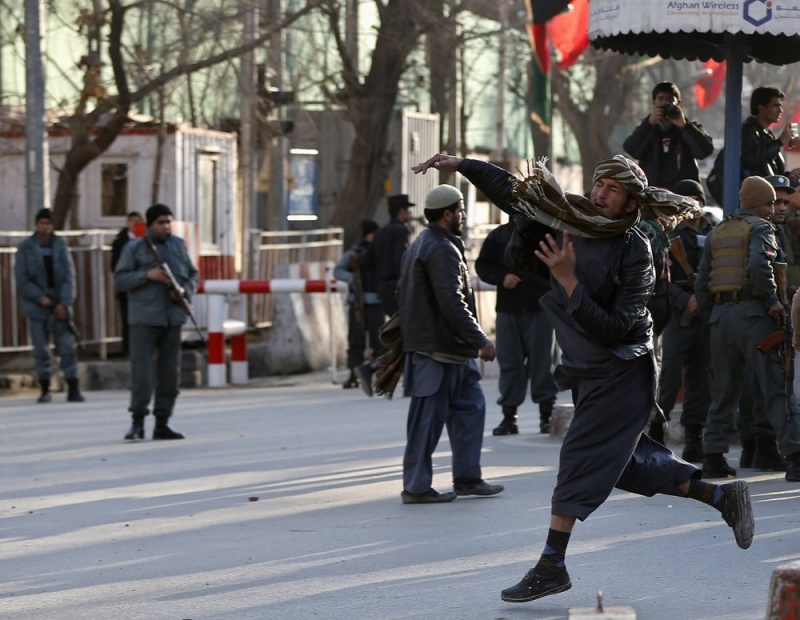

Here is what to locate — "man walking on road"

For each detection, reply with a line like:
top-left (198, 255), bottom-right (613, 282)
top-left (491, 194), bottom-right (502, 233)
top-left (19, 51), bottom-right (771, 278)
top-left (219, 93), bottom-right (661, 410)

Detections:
top-left (413, 152), bottom-right (754, 603)
top-left (397, 184), bottom-right (503, 505)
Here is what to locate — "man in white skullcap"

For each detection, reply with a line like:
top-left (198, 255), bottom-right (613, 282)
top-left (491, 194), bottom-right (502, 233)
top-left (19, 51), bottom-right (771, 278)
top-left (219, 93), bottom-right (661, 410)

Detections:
top-left (396, 184), bottom-right (504, 504)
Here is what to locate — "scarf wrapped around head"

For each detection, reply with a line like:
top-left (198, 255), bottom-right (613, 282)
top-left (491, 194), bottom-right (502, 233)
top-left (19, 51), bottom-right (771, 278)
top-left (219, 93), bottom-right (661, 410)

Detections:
top-left (510, 155), bottom-right (702, 238)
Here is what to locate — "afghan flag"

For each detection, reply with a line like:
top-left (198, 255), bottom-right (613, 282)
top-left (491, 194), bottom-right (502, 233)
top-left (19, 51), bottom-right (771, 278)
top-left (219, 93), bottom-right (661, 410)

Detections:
top-left (524, 1), bottom-right (553, 132)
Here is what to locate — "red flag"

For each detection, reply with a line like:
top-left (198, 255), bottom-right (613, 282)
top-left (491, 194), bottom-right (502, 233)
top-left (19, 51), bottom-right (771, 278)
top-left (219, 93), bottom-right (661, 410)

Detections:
top-left (550, 0), bottom-right (589, 70)
top-left (694, 59), bottom-right (726, 109)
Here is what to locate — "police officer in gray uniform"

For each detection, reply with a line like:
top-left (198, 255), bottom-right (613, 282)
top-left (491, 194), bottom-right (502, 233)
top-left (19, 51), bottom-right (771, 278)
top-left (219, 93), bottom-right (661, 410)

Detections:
top-left (114, 204), bottom-right (199, 441)
top-left (397, 185), bottom-right (503, 504)
top-left (695, 176), bottom-right (800, 482)
top-left (15, 208), bottom-right (84, 403)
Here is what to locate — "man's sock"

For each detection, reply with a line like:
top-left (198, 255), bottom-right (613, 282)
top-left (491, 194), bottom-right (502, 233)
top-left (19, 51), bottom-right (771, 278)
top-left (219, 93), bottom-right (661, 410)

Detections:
top-left (686, 478), bottom-right (723, 507)
top-left (532, 528), bottom-right (571, 577)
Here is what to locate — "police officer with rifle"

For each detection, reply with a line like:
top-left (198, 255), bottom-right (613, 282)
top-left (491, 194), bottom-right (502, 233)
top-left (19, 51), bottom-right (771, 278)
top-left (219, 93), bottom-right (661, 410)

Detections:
top-left (695, 176), bottom-right (800, 482)
top-left (114, 204), bottom-right (199, 441)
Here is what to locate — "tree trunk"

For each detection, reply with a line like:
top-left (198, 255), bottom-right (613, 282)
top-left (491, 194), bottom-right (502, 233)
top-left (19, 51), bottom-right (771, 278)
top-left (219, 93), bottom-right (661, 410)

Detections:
top-left (553, 52), bottom-right (638, 190)
top-left (328, 0), bottom-right (440, 245)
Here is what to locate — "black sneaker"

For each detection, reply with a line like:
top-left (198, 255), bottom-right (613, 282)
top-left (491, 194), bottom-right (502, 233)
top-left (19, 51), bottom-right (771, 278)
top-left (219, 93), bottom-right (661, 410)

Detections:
top-left (501, 567), bottom-right (572, 603)
top-left (453, 480), bottom-right (504, 496)
top-left (401, 489), bottom-right (457, 504)
top-left (716, 480), bottom-right (754, 550)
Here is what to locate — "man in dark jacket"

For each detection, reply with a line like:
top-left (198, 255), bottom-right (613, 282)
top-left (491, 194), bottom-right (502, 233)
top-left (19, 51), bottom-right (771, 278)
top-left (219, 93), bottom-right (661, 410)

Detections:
top-left (475, 222), bottom-right (558, 435)
top-left (741, 86), bottom-right (794, 178)
top-left (413, 152), bottom-right (754, 604)
top-left (358, 194), bottom-right (415, 392)
top-left (396, 184), bottom-right (503, 505)
top-left (365, 194), bottom-right (415, 317)
top-left (623, 81), bottom-right (714, 191)
top-left (15, 208), bottom-right (84, 403)
top-left (114, 204), bottom-right (199, 441)
top-left (110, 211), bottom-right (144, 357)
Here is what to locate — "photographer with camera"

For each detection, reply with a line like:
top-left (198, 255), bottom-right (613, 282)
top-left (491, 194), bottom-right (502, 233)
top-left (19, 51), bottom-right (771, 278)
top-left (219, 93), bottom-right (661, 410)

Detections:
top-left (623, 82), bottom-right (714, 192)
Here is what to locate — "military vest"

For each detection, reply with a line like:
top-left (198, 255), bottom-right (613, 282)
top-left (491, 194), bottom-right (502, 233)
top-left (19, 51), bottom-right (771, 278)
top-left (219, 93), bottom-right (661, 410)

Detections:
top-left (708, 214), bottom-right (763, 294)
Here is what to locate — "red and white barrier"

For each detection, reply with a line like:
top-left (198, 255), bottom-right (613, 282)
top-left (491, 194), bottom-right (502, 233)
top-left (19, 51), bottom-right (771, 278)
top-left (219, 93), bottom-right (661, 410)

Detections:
top-left (201, 279), bottom-right (347, 388)
top-left (198, 279), bottom-right (349, 295)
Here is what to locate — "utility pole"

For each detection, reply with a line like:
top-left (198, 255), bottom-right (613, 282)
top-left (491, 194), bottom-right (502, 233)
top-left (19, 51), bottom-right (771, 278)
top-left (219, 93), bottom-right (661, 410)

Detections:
top-left (25, 0), bottom-right (50, 224)
top-left (494, 0), bottom-right (508, 158)
top-left (267, 0), bottom-right (287, 231)
top-left (345, 0), bottom-right (359, 75)
top-left (240, 1), bottom-right (257, 276)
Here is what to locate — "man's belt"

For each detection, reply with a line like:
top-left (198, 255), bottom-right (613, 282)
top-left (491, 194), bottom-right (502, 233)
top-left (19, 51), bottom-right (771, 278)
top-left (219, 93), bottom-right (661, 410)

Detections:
top-left (714, 289), bottom-right (754, 303)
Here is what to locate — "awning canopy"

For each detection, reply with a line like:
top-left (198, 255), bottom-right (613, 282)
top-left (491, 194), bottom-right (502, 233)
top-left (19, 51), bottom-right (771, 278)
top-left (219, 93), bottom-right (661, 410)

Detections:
top-left (589, 1), bottom-right (800, 65)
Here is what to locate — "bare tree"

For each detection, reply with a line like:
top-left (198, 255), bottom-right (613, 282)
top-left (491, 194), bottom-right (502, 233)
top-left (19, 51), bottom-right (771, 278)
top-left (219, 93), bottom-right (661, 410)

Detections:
top-left (49, 0), bottom-right (323, 229)
top-left (551, 49), bottom-right (641, 188)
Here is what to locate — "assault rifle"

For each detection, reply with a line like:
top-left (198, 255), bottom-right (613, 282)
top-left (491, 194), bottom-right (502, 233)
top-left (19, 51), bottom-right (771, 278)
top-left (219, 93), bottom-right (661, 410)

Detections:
top-left (668, 236), bottom-right (695, 327)
top-left (757, 262), bottom-right (792, 418)
top-left (143, 235), bottom-right (205, 342)
top-left (49, 302), bottom-right (84, 350)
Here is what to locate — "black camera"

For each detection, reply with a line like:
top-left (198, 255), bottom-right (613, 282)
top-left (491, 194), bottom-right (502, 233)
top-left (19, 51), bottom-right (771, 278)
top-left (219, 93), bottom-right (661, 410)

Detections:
top-left (662, 103), bottom-right (682, 119)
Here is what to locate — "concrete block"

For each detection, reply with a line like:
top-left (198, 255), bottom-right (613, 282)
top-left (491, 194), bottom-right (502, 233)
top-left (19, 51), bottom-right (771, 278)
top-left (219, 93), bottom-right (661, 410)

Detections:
top-left (766, 560), bottom-right (800, 619)
top-left (255, 262), bottom-right (348, 375)
top-left (550, 403), bottom-right (575, 439)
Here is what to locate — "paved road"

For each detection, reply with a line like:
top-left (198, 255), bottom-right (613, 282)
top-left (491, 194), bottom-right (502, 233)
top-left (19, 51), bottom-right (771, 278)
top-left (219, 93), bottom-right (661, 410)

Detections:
top-left (2, 373), bottom-right (798, 619)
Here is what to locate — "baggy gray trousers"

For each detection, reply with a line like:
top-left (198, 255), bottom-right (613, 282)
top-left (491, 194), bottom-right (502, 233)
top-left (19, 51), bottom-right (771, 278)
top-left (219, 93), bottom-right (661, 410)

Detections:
top-left (402, 354), bottom-right (485, 494)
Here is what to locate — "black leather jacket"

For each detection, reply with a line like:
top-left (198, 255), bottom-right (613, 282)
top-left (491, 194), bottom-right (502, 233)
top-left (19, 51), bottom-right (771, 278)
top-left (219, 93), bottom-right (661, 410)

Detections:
top-left (741, 116), bottom-right (786, 177)
top-left (458, 158), bottom-right (655, 370)
top-left (398, 224), bottom-right (489, 357)
top-left (623, 116), bottom-right (713, 190)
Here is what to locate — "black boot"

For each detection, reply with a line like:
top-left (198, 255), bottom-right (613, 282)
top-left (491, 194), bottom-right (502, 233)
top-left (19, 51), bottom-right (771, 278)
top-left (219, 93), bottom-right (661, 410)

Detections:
top-left (786, 454), bottom-right (800, 482)
top-left (702, 453), bottom-right (737, 478)
top-left (37, 378), bottom-right (51, 404)
top-left (153, 417), bottom-right (185, 440)
top-left (752, 437), bottom-right (787, 471)
top-left (681, 424), bottom-right (704, 463)
top-left (739, 439), bottom-right (755, 469)
top-left (493, 406), bottom-right (518, 436)
top-left (124, 415), bottom-right (145, 441)
top-left (66, 378), bottom-right (85, 402)
top-left (342, 369), bottom-right (359, 389)
top-left (539, 399), bottom-right (555, 434)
